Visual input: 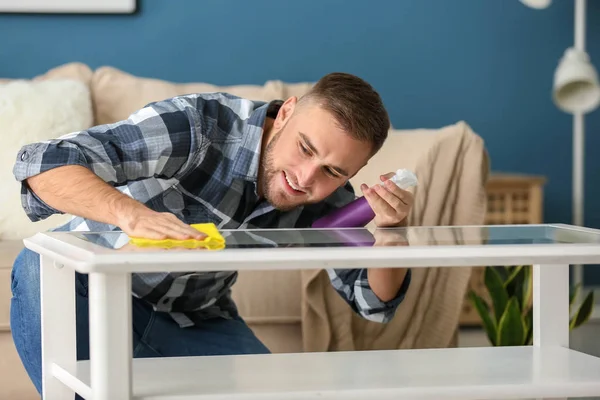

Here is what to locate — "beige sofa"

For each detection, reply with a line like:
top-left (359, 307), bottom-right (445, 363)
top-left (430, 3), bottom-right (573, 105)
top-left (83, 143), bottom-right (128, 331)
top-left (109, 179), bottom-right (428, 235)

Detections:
top-left (0, 63), bottom-right (489, 399)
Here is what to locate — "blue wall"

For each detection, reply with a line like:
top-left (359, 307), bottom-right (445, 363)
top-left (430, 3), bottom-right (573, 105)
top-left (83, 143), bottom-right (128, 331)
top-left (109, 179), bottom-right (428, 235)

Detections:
top-left (1, 1), bottom-right (599, 248)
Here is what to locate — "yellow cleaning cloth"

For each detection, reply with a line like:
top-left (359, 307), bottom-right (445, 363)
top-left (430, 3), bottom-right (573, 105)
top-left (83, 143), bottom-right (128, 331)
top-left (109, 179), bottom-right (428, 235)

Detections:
top-left (129, 223), bottom-right (225, 250)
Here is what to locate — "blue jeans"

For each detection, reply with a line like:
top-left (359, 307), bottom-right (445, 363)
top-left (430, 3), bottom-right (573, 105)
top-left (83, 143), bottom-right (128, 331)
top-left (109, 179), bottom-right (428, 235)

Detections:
top-left (10, 248), bottom-right (270, 396)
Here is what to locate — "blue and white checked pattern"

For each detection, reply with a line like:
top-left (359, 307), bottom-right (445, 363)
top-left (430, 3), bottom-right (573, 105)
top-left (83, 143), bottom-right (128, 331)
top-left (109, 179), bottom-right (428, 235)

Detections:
top-left (13, 92), bottom-right (410, 327)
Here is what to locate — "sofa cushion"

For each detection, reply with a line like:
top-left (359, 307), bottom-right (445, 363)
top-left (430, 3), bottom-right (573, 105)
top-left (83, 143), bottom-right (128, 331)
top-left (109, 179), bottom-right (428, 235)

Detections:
top-left (0, 241), bottom-right (24, 331)
top-left (91, 66), bottom-right (292, 125)
top-left (0, 79), bottom-right (93, 240)
top-left (0, 266), bottom-right (11, 331)
top-left (231, 270), bottom-right (302, 325)
top-left (34, 62), bottom-right (94, 86)
top-left (0, 332), bottom-right (39, 399)
top-left (0, 62), bottom-right (93, 86)
top-left (349, 125), bottom-right (462, 189)
top-left (281, 81), bottom-right (315, 100)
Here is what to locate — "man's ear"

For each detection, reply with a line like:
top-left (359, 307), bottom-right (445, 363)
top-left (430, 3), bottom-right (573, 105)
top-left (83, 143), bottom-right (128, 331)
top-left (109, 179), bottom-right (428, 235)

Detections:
top-left (274, 96), bottom-right (297, 130)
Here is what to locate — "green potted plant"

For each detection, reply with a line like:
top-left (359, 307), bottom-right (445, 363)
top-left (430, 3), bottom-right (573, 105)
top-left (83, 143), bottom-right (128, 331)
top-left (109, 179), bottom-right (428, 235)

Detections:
top-left (468, 265), bottom-right (595, 346)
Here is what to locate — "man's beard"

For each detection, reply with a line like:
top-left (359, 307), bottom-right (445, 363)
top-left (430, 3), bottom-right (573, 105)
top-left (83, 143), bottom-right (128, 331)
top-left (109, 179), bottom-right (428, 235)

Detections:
top-left (259, 129), bottom-right (299, 211)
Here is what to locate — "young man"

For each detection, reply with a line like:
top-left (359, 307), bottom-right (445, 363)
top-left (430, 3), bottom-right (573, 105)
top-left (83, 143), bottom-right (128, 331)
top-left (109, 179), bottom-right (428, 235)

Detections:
top-left (11, 72), bottom-right (412, 394)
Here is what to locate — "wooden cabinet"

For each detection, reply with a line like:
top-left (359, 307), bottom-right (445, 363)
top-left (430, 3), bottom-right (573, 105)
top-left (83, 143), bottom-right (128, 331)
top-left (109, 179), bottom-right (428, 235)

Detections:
top-left (459, 173), bottom-right (547, 326)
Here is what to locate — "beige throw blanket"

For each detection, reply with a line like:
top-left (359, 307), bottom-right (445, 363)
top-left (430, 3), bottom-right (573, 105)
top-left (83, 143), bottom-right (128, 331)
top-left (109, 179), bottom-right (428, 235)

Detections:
top-left (300, 121), bottom-right (490, 352)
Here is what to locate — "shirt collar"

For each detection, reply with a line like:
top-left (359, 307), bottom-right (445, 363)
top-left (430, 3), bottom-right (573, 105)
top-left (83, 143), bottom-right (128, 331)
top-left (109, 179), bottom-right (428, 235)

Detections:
top-left (232, 101), bottom-right (270, 182)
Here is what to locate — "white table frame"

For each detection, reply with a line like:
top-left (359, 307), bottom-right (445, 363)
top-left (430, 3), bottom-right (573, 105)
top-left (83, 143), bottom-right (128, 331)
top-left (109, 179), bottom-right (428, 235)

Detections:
top-left (23, 223), bottom-right (600, 400)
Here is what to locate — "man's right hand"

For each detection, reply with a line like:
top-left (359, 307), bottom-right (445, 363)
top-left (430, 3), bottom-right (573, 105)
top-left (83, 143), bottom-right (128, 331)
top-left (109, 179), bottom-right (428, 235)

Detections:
top-left (118, 209), bottom-right (206, 241)
top-left (26, 165), bottom-right (205, 241)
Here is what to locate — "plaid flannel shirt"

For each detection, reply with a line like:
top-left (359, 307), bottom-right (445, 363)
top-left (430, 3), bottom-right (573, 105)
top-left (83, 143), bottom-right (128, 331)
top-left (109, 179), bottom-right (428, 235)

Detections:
top-left (13, 92), bottom-right (410, 327)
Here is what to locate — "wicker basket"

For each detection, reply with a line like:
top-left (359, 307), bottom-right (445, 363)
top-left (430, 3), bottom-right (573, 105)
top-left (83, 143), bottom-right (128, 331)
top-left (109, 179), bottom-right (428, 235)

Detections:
top-left (485, 173), bottom-right (546, 225)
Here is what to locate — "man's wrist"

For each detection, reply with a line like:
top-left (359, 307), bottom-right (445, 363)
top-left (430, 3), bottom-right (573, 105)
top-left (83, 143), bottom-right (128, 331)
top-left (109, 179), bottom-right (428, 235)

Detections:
top-left (367, 268), bottom-right (408, 303)
top-left (107, 193), bottom-right (149, 229)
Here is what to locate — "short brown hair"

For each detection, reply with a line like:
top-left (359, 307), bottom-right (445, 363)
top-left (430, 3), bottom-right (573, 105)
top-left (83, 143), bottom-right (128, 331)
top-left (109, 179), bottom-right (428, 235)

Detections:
top-left (298, 72), bottom-right (390, 155)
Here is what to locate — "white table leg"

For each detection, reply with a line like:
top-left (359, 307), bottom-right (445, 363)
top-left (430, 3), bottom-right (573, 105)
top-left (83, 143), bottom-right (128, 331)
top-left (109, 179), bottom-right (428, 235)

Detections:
top-left (88, 272), bottom-right (133, 400)
top-left (533, 264), bottom-right (569, 400)
top-left (533, 264), bottom-right (569, 348)
top-left (41, 256), bottom-right (76, 399)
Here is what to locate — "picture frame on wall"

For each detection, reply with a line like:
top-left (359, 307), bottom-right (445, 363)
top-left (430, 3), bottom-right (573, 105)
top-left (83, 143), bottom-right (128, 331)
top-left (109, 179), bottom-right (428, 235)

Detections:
top-left (0, 0), bottom-right (137, 14)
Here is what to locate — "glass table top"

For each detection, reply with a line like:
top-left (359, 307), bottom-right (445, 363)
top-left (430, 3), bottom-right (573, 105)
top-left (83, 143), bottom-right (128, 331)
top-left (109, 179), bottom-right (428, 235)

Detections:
top-left (26, 224), bottom-right (600, 272)
top-left (46, 224), bottom-right (600, 252)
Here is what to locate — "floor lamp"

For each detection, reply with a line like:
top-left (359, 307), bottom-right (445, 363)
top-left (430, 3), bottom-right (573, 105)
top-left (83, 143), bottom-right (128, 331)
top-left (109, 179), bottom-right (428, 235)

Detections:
top-left (521, 0), bottom-right (600, 293)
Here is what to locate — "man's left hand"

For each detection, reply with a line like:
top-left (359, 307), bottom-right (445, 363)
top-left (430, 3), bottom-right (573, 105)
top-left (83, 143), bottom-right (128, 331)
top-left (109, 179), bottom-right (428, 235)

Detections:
top-left (360, 172), bottom-right (414, 227)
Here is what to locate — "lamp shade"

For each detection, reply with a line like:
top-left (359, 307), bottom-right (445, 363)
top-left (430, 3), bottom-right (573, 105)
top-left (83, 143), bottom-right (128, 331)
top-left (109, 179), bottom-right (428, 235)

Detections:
top-left (519, 0), bottom-right (551, 9)
top-left (553, 47), bottom-right (600, 114)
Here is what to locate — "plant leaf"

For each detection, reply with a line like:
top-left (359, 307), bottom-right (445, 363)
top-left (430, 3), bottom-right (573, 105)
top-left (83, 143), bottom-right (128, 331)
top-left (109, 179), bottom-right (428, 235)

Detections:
top-left (494, 266), bottom-right (510, 281)
top-left (521, 265), bottom-right (533, 314)
top-left (523, 306), bottom-right (534, 345)
top-left (505, 265), bottom-right (522, 281)
top-left (497, 297), bottom-right (526, 346)
top-left (485, 267), bottom-right (509, 323)
top-left (570, 283), bottom-right (581, 313)
top-left (468, 291), bottom-right (497, 346)
top-left (570, 290), bottom-right (595, 330)
top-left (504, 265), bottom-right (526, 307)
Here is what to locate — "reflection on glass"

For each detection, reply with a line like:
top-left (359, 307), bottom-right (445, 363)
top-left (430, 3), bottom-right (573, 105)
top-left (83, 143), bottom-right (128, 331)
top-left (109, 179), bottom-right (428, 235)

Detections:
top-left (54, 225), bottom-right (600, 252)
top-left (73, 228), bottom-right (381, 251)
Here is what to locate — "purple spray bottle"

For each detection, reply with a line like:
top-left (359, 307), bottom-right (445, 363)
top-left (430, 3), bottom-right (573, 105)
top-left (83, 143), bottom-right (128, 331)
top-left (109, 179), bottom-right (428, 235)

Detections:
top-left (312, 169), bottom-right (418, 229)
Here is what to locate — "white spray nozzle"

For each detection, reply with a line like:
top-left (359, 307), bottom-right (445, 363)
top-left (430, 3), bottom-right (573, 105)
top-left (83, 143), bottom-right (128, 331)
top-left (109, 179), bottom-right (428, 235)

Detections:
top-left (389, 169), bottom-right (418, 189)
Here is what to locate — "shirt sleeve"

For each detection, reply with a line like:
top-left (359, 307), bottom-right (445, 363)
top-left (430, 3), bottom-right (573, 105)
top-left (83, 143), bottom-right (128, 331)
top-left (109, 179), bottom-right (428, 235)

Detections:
top-left (326, 267), bottom-right (411, 323)
top-left (12, 96), bottom-right (201, 222)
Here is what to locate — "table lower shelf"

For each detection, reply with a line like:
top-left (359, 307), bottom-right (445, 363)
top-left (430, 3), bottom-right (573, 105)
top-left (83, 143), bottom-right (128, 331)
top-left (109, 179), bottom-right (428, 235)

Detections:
top-left (55, 345), bottom-right (600, 400)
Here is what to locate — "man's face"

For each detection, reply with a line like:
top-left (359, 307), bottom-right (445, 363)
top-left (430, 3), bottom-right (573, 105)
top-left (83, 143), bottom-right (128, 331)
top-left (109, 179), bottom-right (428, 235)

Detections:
top-left (258, 97), bottom-right (372, 211)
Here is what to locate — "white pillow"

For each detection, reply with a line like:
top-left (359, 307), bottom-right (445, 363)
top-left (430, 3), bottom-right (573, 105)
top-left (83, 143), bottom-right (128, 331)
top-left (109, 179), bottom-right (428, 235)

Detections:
top-left (0, 79), bottom-right (93, 240)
